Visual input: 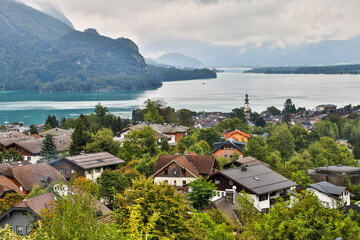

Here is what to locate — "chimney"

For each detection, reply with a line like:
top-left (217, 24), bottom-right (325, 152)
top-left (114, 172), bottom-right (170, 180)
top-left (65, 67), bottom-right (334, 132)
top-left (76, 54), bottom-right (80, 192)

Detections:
top-left (225, 186), bottom-right (237, 204)
top-left (241, 165), bottom-right (248, 171)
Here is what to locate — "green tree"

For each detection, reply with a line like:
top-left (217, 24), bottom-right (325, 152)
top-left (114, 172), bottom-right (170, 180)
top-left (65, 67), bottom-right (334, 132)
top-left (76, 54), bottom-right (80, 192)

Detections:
top-left (34, 190), bottom-right (118, 240)
top-left (177, 109), bottom-right (194, 127)
top-left (132, 108), bottom-right (144, 122)
top-left (29, 124), bottom-right (38, 134)
top-left (283, 98), bottom-right (296, 113)
top-left (69, 118), bottom-right (88, 156)
top-left (160, 138), bottom-right (170, 152)
top-left (197, 128), bottom-right (222, 147)
top-left (187, 177), bottom-right (217, 211)
top-left (0, 149), bottom-right (23, 163)
top-left (243, 136), bottom-right (269, 164)
top-left (118, 126), bottom-right (158, 161)
top-left (194, 213), bottom-right (236, 240)
top-left (290, 124), bottom-right (309, 151)
top-left (291, 170), bottom-right (313, 186)
top-left (266, 106), bottom-right (281, 115)
top-left (213, 117), bottom-right (249, 133)
top-left (0, 193), bottom-right (24, 215)
top-left (353, 133), bottom-right (360, 159)
top-left (143, 99), bottom-right (164, 124)
top-left (236, 191), bottom-right (258, 229)
top-left (85, 128), bottom-right (120, 156)
top-left (231, 107), bottom-right (246, 121)
top-left (38, 134), bottom-right (58, 163)
top-left (94, 103), bottom-right (108, 118)
top-left (242, 192), bottom-right (360, 240)
top-left (97, 170), bottom-right (132, 203)
top-left (267, 124), bottom-right (295, 162)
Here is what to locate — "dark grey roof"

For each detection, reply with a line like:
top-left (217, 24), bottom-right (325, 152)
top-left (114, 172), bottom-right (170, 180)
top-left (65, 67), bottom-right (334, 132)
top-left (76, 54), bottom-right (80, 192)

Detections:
top-left (314, 165), bottom-right (360, 173)
top-left (211, 138), bottom-right (246, 154)
top-left (307, 181), bottom-right (346, 197)
top-left (211, 164), bottom-right (296, 195)
top-left (63, 152), bottom-right (125, 169)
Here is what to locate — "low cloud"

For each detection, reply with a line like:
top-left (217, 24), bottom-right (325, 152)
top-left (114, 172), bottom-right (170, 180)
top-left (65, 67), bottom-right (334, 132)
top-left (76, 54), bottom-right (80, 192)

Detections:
top-left (18, 0), bottom-right (360, 48)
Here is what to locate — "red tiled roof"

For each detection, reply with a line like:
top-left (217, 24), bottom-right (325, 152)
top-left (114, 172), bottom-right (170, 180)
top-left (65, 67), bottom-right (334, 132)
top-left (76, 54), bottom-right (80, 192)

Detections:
top-left (15, 192), bottom-right (56, 215)
top-left (224, 129), bottom-right (250, 139)
top-left (153, 155), bottom-right (217, 177)
top-left (0, 176), bottom-right (25, 197)
top-left (173, 155), bottom-right (200, 178)
top-left (3, 163), bottom-right (64, 192)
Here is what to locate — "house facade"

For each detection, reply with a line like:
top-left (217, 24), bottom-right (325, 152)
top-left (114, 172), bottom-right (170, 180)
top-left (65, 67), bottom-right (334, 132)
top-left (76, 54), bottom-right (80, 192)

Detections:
top-left (209, 164), bottom-right (297, 212)
top-left (50, 152), bottom-right (125, 181)
top-left (211, 137), bottom-right (246, 158)
top-left (152, 154), bottom-right (218, 189)
top-left (297, 181), bottom-right (350, 208)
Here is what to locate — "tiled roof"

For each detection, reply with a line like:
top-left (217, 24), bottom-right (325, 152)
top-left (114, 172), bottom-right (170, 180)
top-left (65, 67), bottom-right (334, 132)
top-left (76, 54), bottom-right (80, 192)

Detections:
top-left (3, 163), bottom-right (64, 192)
top-left (63, 152), bottom-right (125, 170)
top-left (211, 138), bottom-right (246, 154)
top-left (15, 192), bottom-right (56, 215)
top-left (236, 156), bottom-right (270, 167)
top-left (0, 175), bottom-right (25, 197)
top-left (154, 155), bottom-right (217, 176)
top-left (210, 165), bottom-right (296, 195)
top-left (304, 181), bottom-right (347, 197)
top-left (13, 139), bottom-right (42, 154)
top-left (39, 128), bottom-right (73, 136)
top-left (0, 131), bottom-right (28, 139)
top-left (53, 135), bottom-right (72, 151)
top-left (0, 161), bottom-right (31, 174)
top-left (0, 136), bottom-right (36, 147)
top-left (224, 129), bottom-right (250, 140)
top-left (128, 122), bottom-right (190, 134)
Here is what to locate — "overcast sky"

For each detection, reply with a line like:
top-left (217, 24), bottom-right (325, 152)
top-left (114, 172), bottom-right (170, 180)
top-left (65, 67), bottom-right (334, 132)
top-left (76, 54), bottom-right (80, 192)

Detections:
top-left (18, 0), bottom-right (360, 49)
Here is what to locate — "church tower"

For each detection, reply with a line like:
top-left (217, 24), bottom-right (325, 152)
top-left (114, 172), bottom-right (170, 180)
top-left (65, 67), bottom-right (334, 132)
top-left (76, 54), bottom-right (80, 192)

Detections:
top-left (244, 92), bottom-right (251, 120)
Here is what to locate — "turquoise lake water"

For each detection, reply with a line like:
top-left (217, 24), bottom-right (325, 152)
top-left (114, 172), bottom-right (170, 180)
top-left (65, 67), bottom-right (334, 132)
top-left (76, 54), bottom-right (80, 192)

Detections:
top-left (1, 68), bottom-right (360, 125)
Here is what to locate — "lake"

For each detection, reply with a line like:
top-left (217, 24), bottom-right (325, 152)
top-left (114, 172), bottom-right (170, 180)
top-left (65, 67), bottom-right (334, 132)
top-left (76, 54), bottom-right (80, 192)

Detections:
top-left (1, 68), bottom-right (360, 125)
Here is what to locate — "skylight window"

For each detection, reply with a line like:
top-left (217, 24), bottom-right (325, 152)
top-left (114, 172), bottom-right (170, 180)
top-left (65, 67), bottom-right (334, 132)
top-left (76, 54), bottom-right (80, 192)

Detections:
top-left (253, 177), bottom-right (260, 181)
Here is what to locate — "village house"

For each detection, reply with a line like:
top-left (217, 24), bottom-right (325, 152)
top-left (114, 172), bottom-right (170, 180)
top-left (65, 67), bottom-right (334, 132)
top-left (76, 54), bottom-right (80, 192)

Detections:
top-left (0, 186), bottom-right (111, 237)
top-left (208, 164), bottom-right (297, 212)
top-left (211, 137), bottom-right (246, 158)
top-left (6, 135), bottom-right (71, 164)
top-left (118, 122), bottom-right (190, 145)
top-left (1, 163), bottom-right (64, 195)
top-left (0, 136), bottom-right (36, 152)
top-left (0, 175), bottom-right (25, 198)
top-left (308, 165), bottom-right (360, 186)
top-left (296, 181), bottom-right (350, 208)
top-left (315, 104), bottom-right (337, 112)
top-left (223, 129), bottom-right (250, 143)
top-left (152, 154), bottom-right (218, 190)
top-left (50, 152), bottom-right (125, 181)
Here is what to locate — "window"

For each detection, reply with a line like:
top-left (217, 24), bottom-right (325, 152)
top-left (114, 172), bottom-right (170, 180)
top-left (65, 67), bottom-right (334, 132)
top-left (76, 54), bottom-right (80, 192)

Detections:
top-left (183, 180), bottom-right (187, 186)
top-left (27, 157), bottom-right (31, 161)
top-left (225, 146), bottom-right (228, 150)
top-left (70, 169), bottom-right (75, 174)
top-left (20, 186), bottom-right (23, 192)
top-left (16, 226), bottom-right (23, 235)
top-left (229, 180), bottom-right (233, 185)
top-left (60, 168), bottom-right (64, 173)
top-left (66, 169), bottom-right (70, 174)
top-left (182, 168), bottom-right (186, 176)
top-left (221, 146), bottom-right (224, 150)
top-left (87, 169), bottom-right (92, 174)
top-left (9, 225), bottom-right (13, 230)
top-left (95, 168), bottom-right (101, 173)
top-left (164, 169), bottom-right (168, 175)
top-left (270, 191), bottom-right (276, 197)
top-left (174, 180), bottom-right (177, 186)
top-left (224, 155), bottom-right (228, 158)
top-left (26, 226), bottom-right (32, 235)
top-left (259, 194), bottom-right (269, 202)
top-left (215, 179), bottom-right (220, 184)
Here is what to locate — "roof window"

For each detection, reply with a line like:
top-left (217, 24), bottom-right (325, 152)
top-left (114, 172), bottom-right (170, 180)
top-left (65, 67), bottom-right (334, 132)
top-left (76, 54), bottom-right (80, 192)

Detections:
top-left (253, 177), bottom-right (260, 181)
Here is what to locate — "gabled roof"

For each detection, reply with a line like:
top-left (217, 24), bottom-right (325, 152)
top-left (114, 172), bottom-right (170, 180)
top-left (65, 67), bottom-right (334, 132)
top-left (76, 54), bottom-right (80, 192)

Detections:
top-left (39, 128), bottom-right (73, 136)
top-left (127, 122), bottom-right (190, 134)
top-left (154, 155), bottom-right (217, 176)
top-left (14, 192), bottom-right (56, 215)
top-left (153, 155), bottom-right (200, 178)
top-left (11, 139), bottom-right (42, 154)
top-left (236, 156), bottom-right (270, 167)
top-left (224, 129), bottom-right (250, 140)
top-left (61, 152), bottom-right (125, 170)
top-left (211, 138), bottom-right (246, 154)
top-left (0, 131), bottom-right (28, 139)
top-left (0, 136), bottom-right (36, 147)
top-left (0, 175), bottom-right (25, 197)
top-left (2, 163), bottom-right (64, 192)
top-left (210, 164), bottom-right (297, 195)
top-left (0, 161), bottom-right (31, 174)
top-left (301, 181), bottom-right (347, 197)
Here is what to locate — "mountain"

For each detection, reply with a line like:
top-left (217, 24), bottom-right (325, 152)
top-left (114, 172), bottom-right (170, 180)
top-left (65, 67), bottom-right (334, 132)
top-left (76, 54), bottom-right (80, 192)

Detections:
top-left (156, 53), bottom-right (204, 68)
top-left (142, 37), bottom-right (360, 67)
top-left (0, 0), bottom-right (161, 91)
top-left (39, 4), bottom-right (75, 29)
